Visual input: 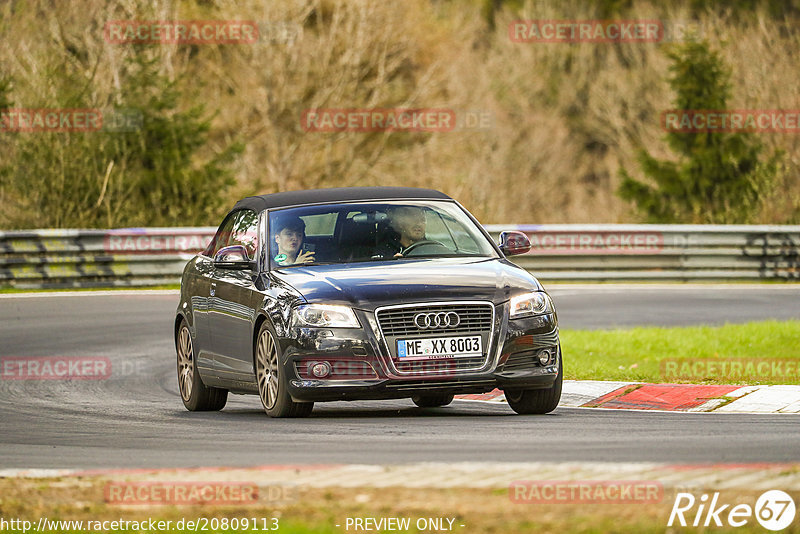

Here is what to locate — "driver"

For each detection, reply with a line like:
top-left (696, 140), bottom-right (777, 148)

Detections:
top-left (273, 216), bottom-right (315, 265)
top-left (373, 205), bottom-right (427, 258)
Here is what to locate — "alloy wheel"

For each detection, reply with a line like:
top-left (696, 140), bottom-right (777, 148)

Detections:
top-left (256, 329), bottom-right (280, 409)
top-left (177, 325), bottom-right (194, 401)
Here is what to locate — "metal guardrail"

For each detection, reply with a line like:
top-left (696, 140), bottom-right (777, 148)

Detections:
top-left (1, 225), bottom-right (799, 288)
top-left (0, 228), bottom-right (216, 289)
top-left (490, 224), bottom-right (800, 282)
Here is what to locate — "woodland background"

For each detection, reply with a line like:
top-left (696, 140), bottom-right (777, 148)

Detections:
top-left (1, 0), bottom-right (799, 228)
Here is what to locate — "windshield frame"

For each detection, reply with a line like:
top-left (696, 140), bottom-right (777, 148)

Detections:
top-left (264, 198), bottom-right (501, 271)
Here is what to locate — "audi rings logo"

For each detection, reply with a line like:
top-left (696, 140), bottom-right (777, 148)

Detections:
top-left (414, 312), bottom-right (461, 329)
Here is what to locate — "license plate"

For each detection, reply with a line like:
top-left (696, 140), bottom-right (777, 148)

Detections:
top-left (396, 336), bottom-right (482, 360)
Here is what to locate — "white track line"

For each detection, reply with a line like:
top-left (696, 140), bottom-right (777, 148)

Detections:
top-left (0, 290), bottom-right (179, 298)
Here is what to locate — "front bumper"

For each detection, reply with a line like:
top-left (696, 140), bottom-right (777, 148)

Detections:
top-left (282, 306), bottom-right (560, 403)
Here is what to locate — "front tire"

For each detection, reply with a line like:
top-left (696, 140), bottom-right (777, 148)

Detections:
top-left (412, 393), bottom-right (455, 408)
top-left (255, 321), bottom-right (313, 418)
top-left (176, 319), bottom-right (227, 411)
top-left (504, 347), bottom-right (563, 415)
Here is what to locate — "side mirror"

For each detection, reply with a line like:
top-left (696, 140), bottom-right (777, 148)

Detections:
top-left (214, 245), bottom-right (256, 270)
top-left (498, 231), bottom-right (531, 256)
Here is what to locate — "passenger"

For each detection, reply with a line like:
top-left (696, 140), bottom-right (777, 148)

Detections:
top-left (273, 216), bottom-right (315, 265)
top-left (373, 205), bottom-right (428, 258)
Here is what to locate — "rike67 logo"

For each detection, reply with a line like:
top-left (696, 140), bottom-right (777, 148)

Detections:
top-left (668, 490), bottom-right (796, 531)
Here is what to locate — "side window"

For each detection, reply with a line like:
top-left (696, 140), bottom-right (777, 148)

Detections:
top-left (204, 210), bottom-right (259, 259)
top-left (204, 213), bottom-right (237, 257)
top-left (226, 209), bottom-right (259, 259)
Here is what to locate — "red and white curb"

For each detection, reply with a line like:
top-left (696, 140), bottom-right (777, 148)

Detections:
top-left (455, 381), bottom-right (800, 413)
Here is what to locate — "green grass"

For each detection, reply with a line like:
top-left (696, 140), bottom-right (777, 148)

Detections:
top-left (19, 522), bottom-right (342, 534)
top-left (561, 320), bottom-right (800, 385)
top-left (1, 479), bottom-right (793, 534)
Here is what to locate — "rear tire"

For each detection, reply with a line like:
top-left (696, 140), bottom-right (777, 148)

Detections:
top-left (176, 319), bottom-right (228, 411)
top-left (504, 346), bottom-right (562, 415)
top-left (255, 321), bottom-right (314, 418)
top-left (412, 393), bottom-right (455, 408)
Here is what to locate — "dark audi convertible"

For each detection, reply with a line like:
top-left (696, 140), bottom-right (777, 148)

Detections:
top-left (174, 187), bottom-right (562, 417)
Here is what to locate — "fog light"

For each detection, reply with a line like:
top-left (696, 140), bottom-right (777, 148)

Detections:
top-left (309, 361), bottom-right (331, 378)
top-left (538, 349), bottom-right (552, 366)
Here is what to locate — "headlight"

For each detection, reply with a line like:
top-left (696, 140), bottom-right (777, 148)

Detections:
top-left (509, 291), bottom-right (552, 318)
top-left (292, 304), bottom-right (360, 328)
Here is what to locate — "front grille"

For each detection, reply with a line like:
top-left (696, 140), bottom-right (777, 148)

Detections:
top-left (394, 356), bottom-right (486, 374)
top-left (503, 350), bottom-right (539, 371)
top-left (386, 379), bottom-right (497, 391)
top-left (375, 302), bottom-right (495, 376)
top-left (376, 303), bottom-right (493, 337)
top-left (504, 350), bottom-right (545, 371)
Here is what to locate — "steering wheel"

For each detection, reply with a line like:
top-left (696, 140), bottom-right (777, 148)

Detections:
top-left (400, 240), bottom-right (447, 256)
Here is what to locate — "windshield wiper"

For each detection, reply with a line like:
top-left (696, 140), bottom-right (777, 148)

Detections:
top-left (276, 261), bottom-right (337, 268)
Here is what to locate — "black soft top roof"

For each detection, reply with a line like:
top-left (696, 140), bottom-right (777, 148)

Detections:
top-left (231, 186), bottom-right (452, 212)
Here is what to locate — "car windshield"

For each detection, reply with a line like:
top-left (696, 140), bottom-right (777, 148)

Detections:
top-left (267, 200), bottom-right (498, 269)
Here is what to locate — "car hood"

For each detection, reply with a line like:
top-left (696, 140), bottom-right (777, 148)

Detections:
top-left (270, 257), bottom-right (542, 310)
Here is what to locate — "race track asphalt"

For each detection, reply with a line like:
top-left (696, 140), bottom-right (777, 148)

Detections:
top-left (0, 285), bottom-right (798, 469)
